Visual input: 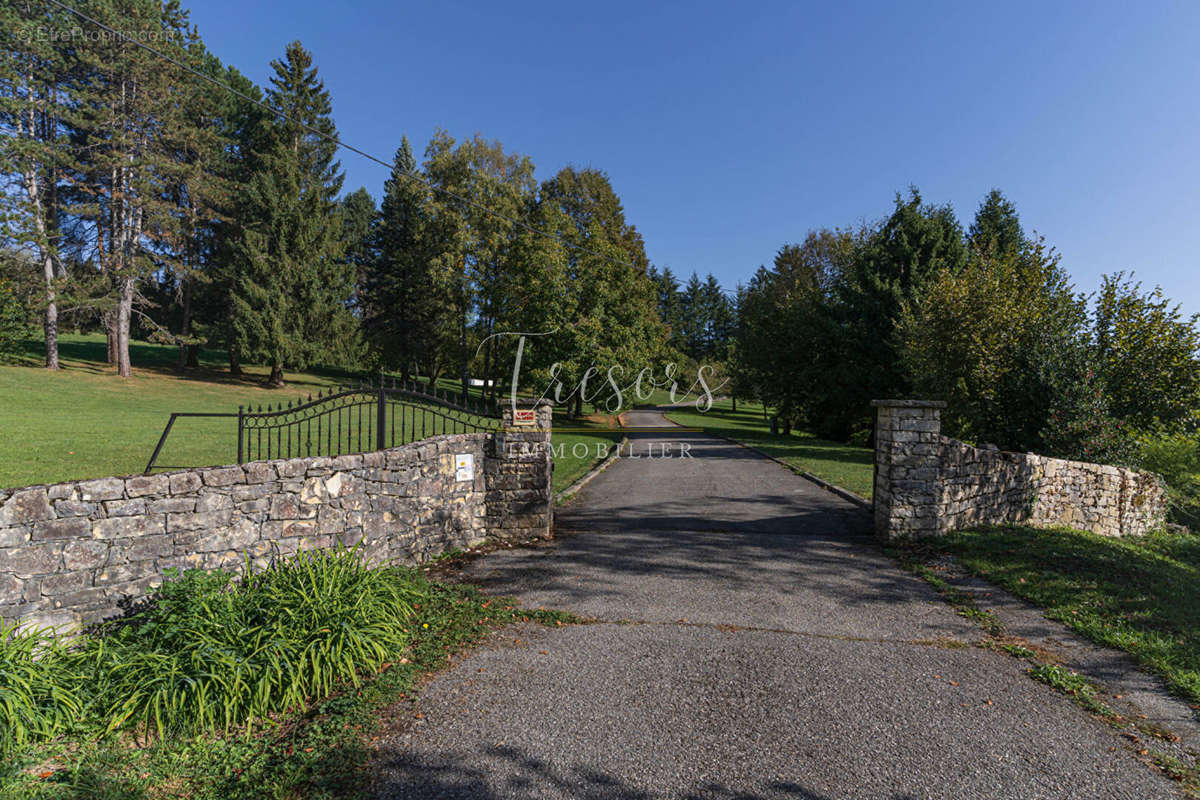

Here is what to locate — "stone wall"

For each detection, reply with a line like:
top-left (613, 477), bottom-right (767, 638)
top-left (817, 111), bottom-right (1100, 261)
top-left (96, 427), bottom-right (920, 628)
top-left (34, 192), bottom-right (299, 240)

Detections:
top-left (0, 401), bottom-right (553, 632)
top-left (872, 399), bottom-right (1166, 542)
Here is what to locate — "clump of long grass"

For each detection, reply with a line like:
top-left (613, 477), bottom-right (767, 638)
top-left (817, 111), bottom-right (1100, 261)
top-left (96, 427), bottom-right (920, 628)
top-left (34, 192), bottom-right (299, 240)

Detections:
top-left (85, 546), bottom-right (419, 739)
top-left (0, 621), bottom-right (84, 758)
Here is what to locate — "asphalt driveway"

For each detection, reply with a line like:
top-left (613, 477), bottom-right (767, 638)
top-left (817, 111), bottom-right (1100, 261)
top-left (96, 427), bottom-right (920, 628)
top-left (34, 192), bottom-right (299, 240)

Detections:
top-left (372, 409), bottom-right (1180, 799)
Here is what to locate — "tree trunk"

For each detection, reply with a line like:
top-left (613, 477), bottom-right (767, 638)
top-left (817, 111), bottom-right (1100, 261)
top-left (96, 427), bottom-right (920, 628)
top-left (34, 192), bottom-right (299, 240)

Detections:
top-left (228, 343), bottom-right (242, 376)
top-left (116, 278), bottom-right (133, 378)
top-left (104, 313), bottom-right (117, 365)
top-left (267, 361), bottom-right (284, 387)
top-left (177, 276), bottom-right (191, 370)
top-left (732, 395), bottom-right (737, 413)
top-left (459, 317), bottom-right (468, 405)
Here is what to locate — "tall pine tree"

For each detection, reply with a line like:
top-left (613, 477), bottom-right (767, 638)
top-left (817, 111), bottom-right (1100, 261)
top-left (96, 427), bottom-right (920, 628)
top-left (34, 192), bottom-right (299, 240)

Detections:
top-left (230, 41), bottom-right (350, 386)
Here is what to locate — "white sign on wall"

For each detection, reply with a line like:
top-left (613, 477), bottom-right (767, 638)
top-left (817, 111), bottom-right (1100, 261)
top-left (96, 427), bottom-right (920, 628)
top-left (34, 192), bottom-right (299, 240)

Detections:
top-left (454, 453), bottom-right (475, 482)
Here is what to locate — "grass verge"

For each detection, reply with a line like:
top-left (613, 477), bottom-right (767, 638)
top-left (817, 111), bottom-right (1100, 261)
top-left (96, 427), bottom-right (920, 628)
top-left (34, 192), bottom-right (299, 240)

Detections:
top-left (892, 536), bottom-right (1200, 796)
top-left (660, 398), bottom-right (874, 499)
top-left (549, 412), bottom-right (623, 493)
top-left (936, 525), bottom-right (1200, 706)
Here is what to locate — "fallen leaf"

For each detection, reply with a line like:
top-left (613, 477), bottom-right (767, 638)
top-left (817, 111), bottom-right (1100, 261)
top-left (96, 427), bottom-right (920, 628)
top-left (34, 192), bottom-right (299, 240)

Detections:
top-left (539, 650), bottom-right (548, 655)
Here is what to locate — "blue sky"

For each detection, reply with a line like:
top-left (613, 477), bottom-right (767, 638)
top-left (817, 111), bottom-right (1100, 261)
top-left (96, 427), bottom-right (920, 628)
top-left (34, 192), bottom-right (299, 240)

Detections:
top-left (185, 0), bottom-right (1200, 315)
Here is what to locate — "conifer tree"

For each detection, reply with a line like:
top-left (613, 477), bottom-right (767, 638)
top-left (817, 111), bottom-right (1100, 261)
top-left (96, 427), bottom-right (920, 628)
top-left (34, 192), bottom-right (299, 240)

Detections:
top-left (229, 41), bottom-right (350, 386)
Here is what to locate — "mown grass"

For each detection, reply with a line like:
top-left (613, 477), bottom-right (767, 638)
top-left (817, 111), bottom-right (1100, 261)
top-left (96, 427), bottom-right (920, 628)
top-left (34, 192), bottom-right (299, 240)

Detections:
top-left (550, 412), bottom-right (623, 492)
top-left (0, 549), bottom-right (575, 799)
top-left (661, 397), bottom-right (875, 498)
top-left (0, 334), bottom-right (612, 492)
top-left (939, 525), bottom-right (1200, 705)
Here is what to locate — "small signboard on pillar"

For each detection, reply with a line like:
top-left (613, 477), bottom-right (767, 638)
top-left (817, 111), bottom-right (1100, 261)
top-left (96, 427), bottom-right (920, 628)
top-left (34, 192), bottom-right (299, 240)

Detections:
top-left (512, 408), bottom-right (536, 426)
top-left (454, 453), bottom-right (475, 482)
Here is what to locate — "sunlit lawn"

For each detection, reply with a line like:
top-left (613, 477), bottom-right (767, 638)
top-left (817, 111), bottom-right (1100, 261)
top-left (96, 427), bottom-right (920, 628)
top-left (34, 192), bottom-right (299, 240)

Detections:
top-left (0, 334), bottom-right (612, 492)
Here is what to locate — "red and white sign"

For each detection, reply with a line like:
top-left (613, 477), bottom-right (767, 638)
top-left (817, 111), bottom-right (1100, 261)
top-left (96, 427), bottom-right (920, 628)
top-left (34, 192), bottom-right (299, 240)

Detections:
top-left (512, 408), bottom-right (537, 426)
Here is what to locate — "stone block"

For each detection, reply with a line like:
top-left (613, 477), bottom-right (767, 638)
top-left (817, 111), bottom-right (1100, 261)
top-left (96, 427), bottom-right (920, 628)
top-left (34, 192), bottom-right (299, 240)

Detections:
top-left (103, 498), bottom-right (146, 517)
top-left (148, 497), bottom-right (197, 514)
top-left (33, 517), bottom-right (90, 541)
top-left (201, 467), bottom-right (243, 487)
top-left (169, 472), bottom-right (203, 494)
top-left (46, 484), bottom-right (74, 501)
top-left (0, 527), bottom-right (30, 548)
top-left (77, 478), bottom-right (125, 502)
top-left (242, 462), bottom-right (277, 484)
top-left (92, 515), bottom-right (164, 540)
top-left (195, 493), bottom-right (233, 513)
top-left (124, 533), bottom-right (172, 562)
top-left (62, 540), bottom-right (108, 570)
top-left (125, 474), bottom-right (168, 497)
top-left (0, 544), bottom-right (61, 578)
top-left (167, 509), bottom-right (232, 532)
top-left (0, 488), bottom-right (53, 526)
top-left (0, 573), bottom-right (24, 605)
top-left (198, 518), bottom-right (260, 553)
top-left (39, 571), bottom-right (92, 596)
top-left (53, 499), bottom-right (96, 517)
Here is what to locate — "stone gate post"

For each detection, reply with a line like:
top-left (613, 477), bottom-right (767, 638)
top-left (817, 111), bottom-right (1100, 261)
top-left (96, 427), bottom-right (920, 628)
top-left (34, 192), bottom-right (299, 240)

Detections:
top-left (871, 399), bottom-right (946, 542)
top-left (487, 399), bottom-right (554, 540)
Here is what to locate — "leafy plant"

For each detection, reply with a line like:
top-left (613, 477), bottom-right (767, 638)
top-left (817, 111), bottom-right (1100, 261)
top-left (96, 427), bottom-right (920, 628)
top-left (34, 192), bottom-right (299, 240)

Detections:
top-left (0, 621), bottom-right (84, 758)
top-left (84, 546), bottom-right (420, 739)
top-left (1138, 431), bottom-right (1200, 490)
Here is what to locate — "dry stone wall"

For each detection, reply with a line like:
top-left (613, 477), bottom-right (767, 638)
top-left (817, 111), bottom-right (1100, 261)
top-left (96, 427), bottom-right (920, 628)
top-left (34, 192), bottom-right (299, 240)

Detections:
top-left (872, 400), bottom-right (1166, 542)
top-left (0, 402), bottom-right (553, 632)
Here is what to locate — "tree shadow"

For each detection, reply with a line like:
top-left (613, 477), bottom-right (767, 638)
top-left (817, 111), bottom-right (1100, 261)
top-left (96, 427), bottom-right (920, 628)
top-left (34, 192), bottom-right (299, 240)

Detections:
top-left (372, 743), bottom-right (867, 799)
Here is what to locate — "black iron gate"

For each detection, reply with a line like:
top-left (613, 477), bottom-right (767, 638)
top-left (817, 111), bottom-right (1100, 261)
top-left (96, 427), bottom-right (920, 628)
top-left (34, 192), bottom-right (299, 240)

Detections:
top-left (145, 378), bottom-right (501, 473)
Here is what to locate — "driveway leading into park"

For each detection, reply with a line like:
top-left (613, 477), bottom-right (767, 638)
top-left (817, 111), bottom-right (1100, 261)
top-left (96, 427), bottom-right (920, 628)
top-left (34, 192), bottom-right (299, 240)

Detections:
top-left (372, 409), bottom-right (1180, 799)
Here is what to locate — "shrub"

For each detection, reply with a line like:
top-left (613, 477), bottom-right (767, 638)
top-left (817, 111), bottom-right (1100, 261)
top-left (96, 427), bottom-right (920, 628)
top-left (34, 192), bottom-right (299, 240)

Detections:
top-left (85, 546), bottom-right (420, 738)
top-left (1041, 368), bottom-right (1137, 466)
top-left (0, 621), bottom-right (84, 758)
top-left (1138, 431), bottom-right (1200, 490)
top-left (0, 276), bottom-right (28, 359)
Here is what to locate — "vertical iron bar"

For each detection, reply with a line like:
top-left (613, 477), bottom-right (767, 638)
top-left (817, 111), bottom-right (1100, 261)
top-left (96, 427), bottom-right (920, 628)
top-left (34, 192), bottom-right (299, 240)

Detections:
top-left (237, 406), bottom-right (244, 464)
top-left (377, 384), bottom-right (386, 451)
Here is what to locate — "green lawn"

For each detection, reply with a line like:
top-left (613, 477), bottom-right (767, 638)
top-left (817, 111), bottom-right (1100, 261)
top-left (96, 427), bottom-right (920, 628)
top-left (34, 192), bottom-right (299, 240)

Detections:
top-left (0, 334), bottom-right (611, 492)
top-left (549, 414), bottom-right (623, 493)
top-left (662, 397), bottom-right (875, 499)
top-left (938, 525), bottom-right (1200, 705)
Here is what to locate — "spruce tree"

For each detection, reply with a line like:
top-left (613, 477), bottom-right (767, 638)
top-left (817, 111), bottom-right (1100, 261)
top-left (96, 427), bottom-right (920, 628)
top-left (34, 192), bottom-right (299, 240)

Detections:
top-left (230, 41), bottom-right (350, 386)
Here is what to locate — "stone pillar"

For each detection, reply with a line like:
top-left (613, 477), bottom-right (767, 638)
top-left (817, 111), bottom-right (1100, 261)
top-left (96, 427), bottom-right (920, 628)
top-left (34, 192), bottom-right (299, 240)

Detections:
top-left (871, 399), bottom-right (946, 542)
top-left (488, 399), bottom-right (554, 540)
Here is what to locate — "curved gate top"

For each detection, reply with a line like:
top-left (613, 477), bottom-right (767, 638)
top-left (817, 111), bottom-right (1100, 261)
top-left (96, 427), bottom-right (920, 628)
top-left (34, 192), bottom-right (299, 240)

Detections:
top-left (145, 378), bottom-right (502, 473)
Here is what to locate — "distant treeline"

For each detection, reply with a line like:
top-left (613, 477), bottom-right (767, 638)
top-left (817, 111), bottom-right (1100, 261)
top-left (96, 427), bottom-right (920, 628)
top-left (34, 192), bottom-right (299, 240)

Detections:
top-left (733, 188), bottom-right (1200, 465)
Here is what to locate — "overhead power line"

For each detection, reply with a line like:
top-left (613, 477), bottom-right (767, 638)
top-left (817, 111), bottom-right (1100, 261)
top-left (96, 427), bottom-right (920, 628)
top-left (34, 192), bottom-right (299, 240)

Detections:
top-left (43, 0), bottom-right (641, 270)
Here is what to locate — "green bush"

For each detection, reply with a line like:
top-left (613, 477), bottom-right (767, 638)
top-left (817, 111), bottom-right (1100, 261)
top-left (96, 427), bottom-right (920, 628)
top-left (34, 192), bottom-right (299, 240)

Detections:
top-left (0, 621), bottom-right (85, 758)
top-left (0, 276), bottom-right (29, 359)
top-left (1138, 431), bottom-right (1200, 490)
top-left (1137, 431), bottom-right (1200, 529)
top-left (85, 546), bottom-right (419, 738)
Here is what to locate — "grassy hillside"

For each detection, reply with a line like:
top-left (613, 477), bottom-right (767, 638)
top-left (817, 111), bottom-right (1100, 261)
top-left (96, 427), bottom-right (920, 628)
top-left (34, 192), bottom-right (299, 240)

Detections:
top-left (0, 334), bottom-right (611, 492)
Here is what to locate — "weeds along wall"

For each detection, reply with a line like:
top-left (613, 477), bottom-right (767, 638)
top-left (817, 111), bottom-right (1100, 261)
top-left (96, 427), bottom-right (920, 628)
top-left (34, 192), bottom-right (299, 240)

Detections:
top-left (0, 403), bottom-right (553, 632)
top-left (872, 399), bottom-right (1166, 541)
